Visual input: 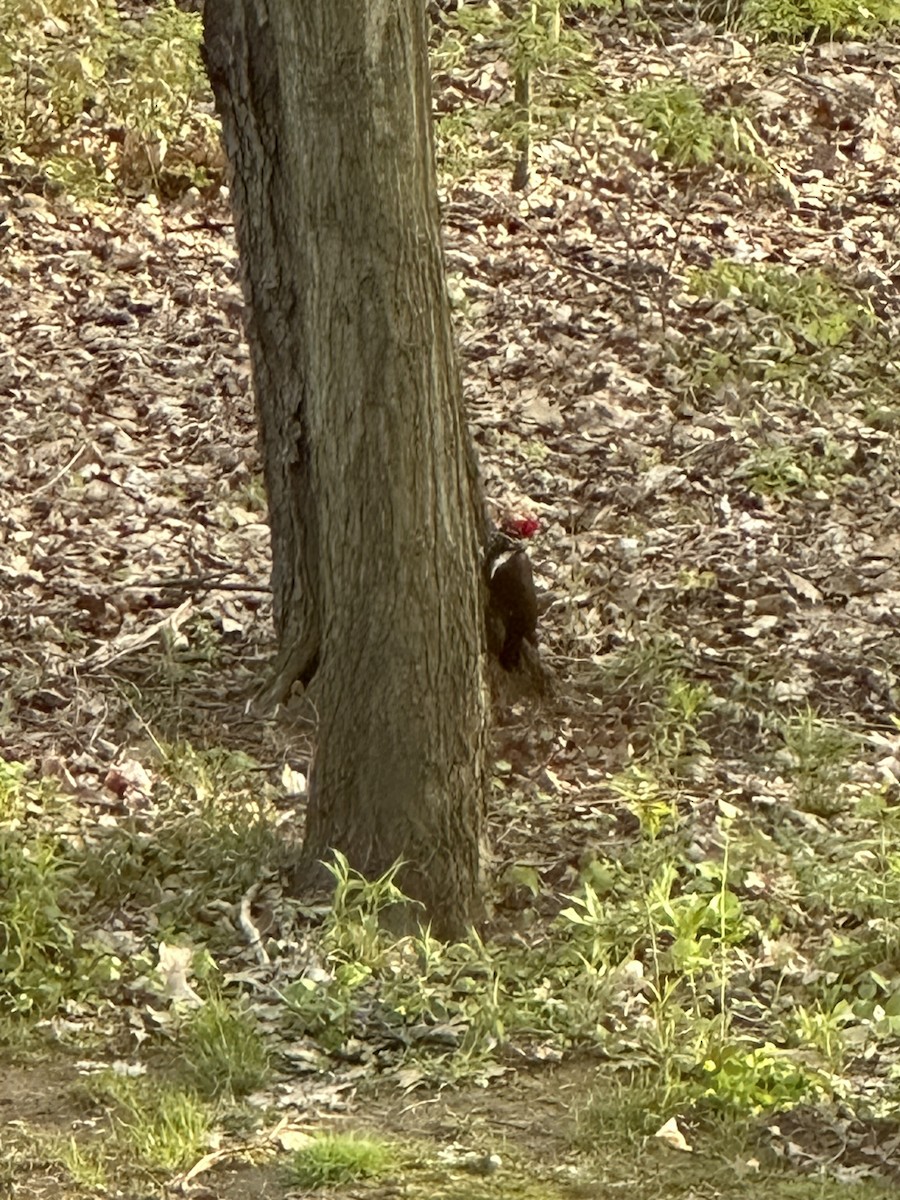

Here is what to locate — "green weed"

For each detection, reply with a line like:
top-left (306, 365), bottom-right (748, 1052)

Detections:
top-left (651, 679), bottom-right (714, 780)
top-left (595, 630), bottom-right (689, 707)
top-left (609, 765), bottom-right (676, 838)
top-left (739, 440), bottom-right (851, 498)
top-left (695, 1041), bottom-right (829, 1112)
top-left (739, 0), bottom-right (900, 38)
top-left (620, 81), bottom-right (765, 171)
top-left (0, 0), bottom-right (219, 196)
top-left (0, 830), bottom-right (114, 1016)
top-left (50, 1135), bottom-right (109, 1189)
top-left (0, 759), bottom-right (29, 819)
top-left (688, 261), bottom-right (874, 347)
top-left (791, 1001), bottom-right (854, 1071)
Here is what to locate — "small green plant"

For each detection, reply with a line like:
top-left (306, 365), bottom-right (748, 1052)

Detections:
top-left (620, 81), bottom-right (764, 171)
top-left (0, 759), bottom-right (28, 819)
top-left (738, 0), bottom-right (900, 39)
top-left (791, 1001), bottom-right (855, 1071)
top-left (559, 878), bottom-right (624, 968)
top-left (0, 833), bottom-right (88, 1015)
top-left (694, 1041), bottom-right (829, 1113)
top-left (324, 850), bottom-right (420, 964)
top-left (560, 847), bottom-right (752, 979)
top-left (648, 679), bottom-right (713, 780)
top-left (688, 261), bottom-right (874, 347)
top-left (280, 962), bottom-right (363, 1051)
top-left (678, 569), bottom-right (718, 592)
top-left (157, 744), bottom-right (263, 807)
top-left (645, 860), bottom-right (752, 980)
top-left (433, 109), bottom-right (497, 178)
top-left (0, 0), bottom-right (219, 196)
top-left (434, 0), bottom-right (615, 183)
top-left (738, 440), bottom-right (852, 498)
top-left (598, 666), bottom-right (713, 784)
top-left (287, 1133), bottom-right (395, 1189)
top-left (597, 630), bottom-right (688, 708)
top-left (227, 472), bottom-right (268, 516)
top-left (788, 821), bottom-right (900, 956)
top-left (740, 444), bottom-right (816, 497)
top-left (178, 998), bottom-right (270, 1099)
top-left (281, 859), bottom-right (570, 1076)
top-left (0, 760), bottom-right (125, 1017)
top-left (609, 766), bottom-right (676, 838)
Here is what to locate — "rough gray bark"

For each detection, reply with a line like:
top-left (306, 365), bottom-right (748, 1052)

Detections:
top-left (203, 0), bottom-right (488, 936)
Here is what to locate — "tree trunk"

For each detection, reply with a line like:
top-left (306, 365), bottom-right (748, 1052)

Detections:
top-left (203, 0), bottom-right (488, 937)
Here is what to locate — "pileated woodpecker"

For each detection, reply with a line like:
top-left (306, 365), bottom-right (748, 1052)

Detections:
top-left (485, 519), bottom-right (539, 670)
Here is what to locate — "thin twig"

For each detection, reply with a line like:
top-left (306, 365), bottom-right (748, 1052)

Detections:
top-left (126, 574), bottom-right (269, 594)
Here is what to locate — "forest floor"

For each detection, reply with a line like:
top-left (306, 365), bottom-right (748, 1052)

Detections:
top-left (2, 2), bottom-right (900, 1197)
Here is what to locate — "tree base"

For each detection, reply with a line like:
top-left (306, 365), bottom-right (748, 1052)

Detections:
top-left (489, 641), bottom-right (555, 703)
top-left (253, 639), bottom-right (319, 712)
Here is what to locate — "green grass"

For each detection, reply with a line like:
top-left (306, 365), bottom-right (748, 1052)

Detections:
top-left (84, 1071), bottom-right (210, 1171)
top-left (0, 767), bottom-right (121, 1017)
top-left (177, 997), bottom-right (271, 1100)
top-left (49, 1136), bottom-right (109, 1190)
top-left (575, 1068), bottom-right (891, 1200)
top-left (287, 1133), bottom-right (395, 1189)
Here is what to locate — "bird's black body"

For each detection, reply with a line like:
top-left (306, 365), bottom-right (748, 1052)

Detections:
top-left (484, 534), bottom-right (539, 670)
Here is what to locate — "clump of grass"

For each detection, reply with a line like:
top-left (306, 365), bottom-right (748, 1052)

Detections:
top-left (47, 1136), bottom-right (109, 1190)
top-left (84, 1071), bottom-right (210, 1171)
top-left (178, 997), bottom-right (270, 1100)
top-left (0, 759), bottom-right (127, 1019)
top-left (576, 1069), bottom-right (670, 1146)
top-left (287, 1133), bottom-right (395, 1189)
top-left (593, 630), bottom-right (689, 708)
top-left (778, 705), bottom-right (860, 814)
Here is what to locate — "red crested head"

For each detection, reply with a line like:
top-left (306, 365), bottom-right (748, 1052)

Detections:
top-left (502, 515), bottom-right (540, 540)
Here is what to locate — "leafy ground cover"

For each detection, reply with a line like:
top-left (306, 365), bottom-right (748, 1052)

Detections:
top-left (2, 0), bottom-right (900, 1196)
